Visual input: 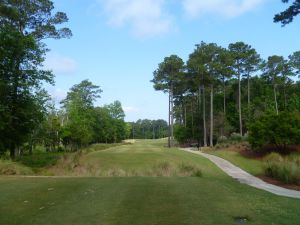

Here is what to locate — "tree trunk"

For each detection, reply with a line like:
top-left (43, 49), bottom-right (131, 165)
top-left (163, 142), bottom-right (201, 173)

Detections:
top-left (247, 72), bottom-right (250, 109)
top-left (238, 73), bottom-right (243, 136)
top-left (191, 101), bottom-right (194, 139)
top-left (10, 144), bottom-right (16, 159)
top-left (184, 104), bottom-right (187, 128)
top-left (274, 84), bottom-right (279, 115)
top-left (210, 85), bottom-right (214, 147)
top-left (168, 91), bottom-right (171, 148)
top-left (202, 85), bottom-right (207, 147)
top-left (170, 87), bottom-right (174, 147)
top-left (222, 75), bottom-right (226, 136)
top-left (283, 83), bottom-right (287, 110)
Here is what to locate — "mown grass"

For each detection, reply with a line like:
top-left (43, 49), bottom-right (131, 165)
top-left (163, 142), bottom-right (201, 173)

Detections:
top-left (204, 148), bottom-right (264, 176)
top-left (1, 139), bottom-right (300, 225)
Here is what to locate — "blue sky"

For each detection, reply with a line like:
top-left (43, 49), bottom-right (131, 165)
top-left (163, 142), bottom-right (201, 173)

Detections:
top-left (44, 0), bottom-right (300, 122)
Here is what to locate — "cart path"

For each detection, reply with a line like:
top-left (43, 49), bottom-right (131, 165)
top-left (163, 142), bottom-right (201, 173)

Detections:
top-left (181, 148), bottom-right (300, 199)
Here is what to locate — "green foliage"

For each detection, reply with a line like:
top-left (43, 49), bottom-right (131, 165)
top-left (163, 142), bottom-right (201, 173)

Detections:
top-left (174, 125), bottom-right (190, 144)
top-left (263, 152), bottom-right (300, 184)
top-left (249, 112), bottom-right (300, 150)
top-left (16, 152), bottom-right (63, 169)
top-left (129, 119), bottom-right (168, 139)
top-left (151, 55), bottom-right (184, 92)
top-left (274, 0), bottom-right (300, 25)
top-left (0, 0), bottom-right (71, 158)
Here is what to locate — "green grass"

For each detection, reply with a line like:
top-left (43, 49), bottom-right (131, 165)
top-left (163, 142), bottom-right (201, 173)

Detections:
top-left (45, 139), bottom-right (207, 177)
top-left (204, 148), bottom-right (264, 176)
top-left (0, 139), bottom-right (300, 225)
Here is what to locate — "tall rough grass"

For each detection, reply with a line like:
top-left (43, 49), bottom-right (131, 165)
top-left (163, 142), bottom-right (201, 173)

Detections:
top-left (0, 160), bottom-right (33, 175)
top-left (263, 153), bottom-right (300, 185)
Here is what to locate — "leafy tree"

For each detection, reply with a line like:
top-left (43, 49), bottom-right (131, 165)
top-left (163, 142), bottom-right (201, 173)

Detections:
top-left (105, 101), bottom-right (125, 120)
top-left (262, 56), bottom-right (287, 115)
top-left (0, 0), bottom-right (71, 158)
top-left (274, 0), bottom-right (300, 25)
top-left (151, 55), bottom-right (184, 147)
top-left (61, 80), bottom-right (102, 150)
top-left (187, 42), bottom-right (210, 147)
top-left (228, 42), bottom-right (259, 135)
top-left (103, 101), bottom-right (127, 143)
top-left (289, 51), bottom-right (300, 77)
top-left (129, 119), bottom-right (168, 139)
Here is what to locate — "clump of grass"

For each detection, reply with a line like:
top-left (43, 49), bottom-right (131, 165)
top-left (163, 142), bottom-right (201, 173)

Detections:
top-left (0, 160), bottom-right (33, 175)
top-left (104, 168), bottom-right (127, 177)
top-left (178, 163), bottom-right (202, 177)
top-left (147, 161), bottom-right (202, 177)
top-left (263, 153), bottom-right (300, 185)
top-left (150, 161), bottom-right (174, 176)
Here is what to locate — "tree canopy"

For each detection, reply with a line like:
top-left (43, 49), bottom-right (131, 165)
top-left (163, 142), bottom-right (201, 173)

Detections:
top-left (274, 0), bottom-right (300, 25)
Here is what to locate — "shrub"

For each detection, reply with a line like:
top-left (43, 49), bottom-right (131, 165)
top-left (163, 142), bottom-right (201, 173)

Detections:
top-left (217, 136), bottom-right (228, 144)
top-left (230, 133), bottom-right (243, 142)
top-left (263, 153), bottom-right (300, 185)
top-left (178, 163), bottom-right (202, 177)
top-left (16, 152), bottom-right (63, 169)
top-left (174, 125), bottom-right (190, 144)
top-left (249, 112), bottom-right (300, 152)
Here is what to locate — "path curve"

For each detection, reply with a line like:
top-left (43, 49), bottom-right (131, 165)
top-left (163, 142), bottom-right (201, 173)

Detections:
top-left (181, 148), bottom-right (300, 199)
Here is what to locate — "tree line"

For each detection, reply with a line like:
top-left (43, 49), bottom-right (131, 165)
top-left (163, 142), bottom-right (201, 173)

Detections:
top-left (0, 1), bottom-right (130, 158)
top-left (33, 80), bottom-right (129, 152)
top-left (128, 119), bottom-right (168, 140)
top-left (152, 42), bottom-right (300, 147)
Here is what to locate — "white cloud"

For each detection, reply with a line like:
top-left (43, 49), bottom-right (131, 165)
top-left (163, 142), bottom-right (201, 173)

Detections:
top-left (44, 53), bottom-right (77, 75)
top-left (182, 0), bottom-right (265, 18)
top-left (123, 106), bottom-right (139, 113)
top-left (99, 0), bottom-right (173, 37)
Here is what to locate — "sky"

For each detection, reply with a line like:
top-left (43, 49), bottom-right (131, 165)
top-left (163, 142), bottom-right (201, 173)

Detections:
top-left (44, 0), bottom-right (300, 122)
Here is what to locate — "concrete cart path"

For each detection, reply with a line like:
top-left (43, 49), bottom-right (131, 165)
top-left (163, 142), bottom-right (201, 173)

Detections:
top-left (181, 148), bottom-right (300, 199)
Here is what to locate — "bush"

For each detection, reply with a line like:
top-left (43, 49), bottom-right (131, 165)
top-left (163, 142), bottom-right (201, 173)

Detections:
top-left (217, 136), bottom-right (228, 144)
top-left (230, 133), bottom-right (243, 142)
top-left (174, 125), bottom-right (190, 144)
top-left (263, 153), bottom-right (300, 185)
top-left (249, 112), bottom-right (300, 152)
top-left (16, 152), bottom-right (63, 169)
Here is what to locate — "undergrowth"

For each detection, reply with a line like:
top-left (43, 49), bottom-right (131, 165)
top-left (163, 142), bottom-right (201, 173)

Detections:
top-left (0, 160), bottom-right (33, 175)
top-left (263, 153), bottom-right (300, 185)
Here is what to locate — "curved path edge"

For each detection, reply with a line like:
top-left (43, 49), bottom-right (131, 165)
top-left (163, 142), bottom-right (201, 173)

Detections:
top-left (181, 148), bottom-right (300, 199)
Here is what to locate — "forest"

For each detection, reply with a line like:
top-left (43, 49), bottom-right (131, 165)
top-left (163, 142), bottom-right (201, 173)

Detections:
top-left (152, 42), bottom-right (300, 148)
top-left (0, 1), bottom-right (135, 158)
